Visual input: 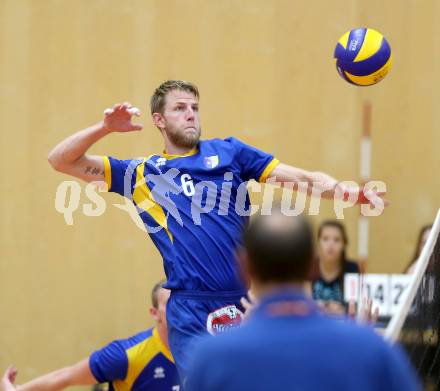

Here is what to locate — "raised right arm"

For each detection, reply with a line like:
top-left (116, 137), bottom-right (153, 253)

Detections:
top-left (48, 103), bottom-right (143, 183)
top-left (48, 122), bottom-right (109, 183)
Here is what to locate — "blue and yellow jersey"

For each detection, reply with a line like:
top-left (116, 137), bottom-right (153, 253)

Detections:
top-left (102, 137), bottom-right (279, 292)
top-left (89, 327), bottom-right (179, 391)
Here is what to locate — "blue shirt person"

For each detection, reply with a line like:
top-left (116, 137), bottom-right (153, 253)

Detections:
top-left (1, 282), bottom-right (179, 391)
top-left (90, 327), bottom-right (178, 391)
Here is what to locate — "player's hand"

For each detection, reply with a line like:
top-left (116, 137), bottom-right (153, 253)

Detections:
top-left (356, 188), bottom-right (388, 207)
top-left (1, 367), bottom-right (17, 391)
top-left (240, 290), bottom-right (257, 321)
top-left (348, 298), bottom-right (379, 324)
top-left (317, 300), bottom-right (346, 316)
top-left (337, 183), bottom-right (388, 208)
top-left (103, 102), bottom-right (143, 133)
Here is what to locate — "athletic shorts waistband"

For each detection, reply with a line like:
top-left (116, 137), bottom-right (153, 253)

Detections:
top-left (170, 289), bottom-right (247, 300)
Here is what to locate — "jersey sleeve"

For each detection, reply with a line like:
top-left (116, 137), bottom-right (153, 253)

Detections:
top-left (101, 156), bottom-right (141, 197)
top-left (224, 137), bottom-right (279, 182)
top-left (89, 340), bottom-right (129, 383)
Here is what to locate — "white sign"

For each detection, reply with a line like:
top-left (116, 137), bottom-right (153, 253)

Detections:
top-left (344, 274), bottom-right (412, 317)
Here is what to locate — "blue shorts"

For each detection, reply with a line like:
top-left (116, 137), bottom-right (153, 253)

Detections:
top-left (166, 289), bottom-right (246, 383)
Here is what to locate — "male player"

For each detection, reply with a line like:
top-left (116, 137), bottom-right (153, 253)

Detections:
top-left (186, 209), bottom-right (420, 391)
top-left (47, 80), bottom-right (383, 378)
top-left (1, 281), bottom-right (179, 391)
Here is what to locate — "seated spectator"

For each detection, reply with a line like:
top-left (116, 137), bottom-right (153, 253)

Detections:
top-left (405, 225), bottom-right (432, 274)
top-left (312, 220), bottom-right (359, 314)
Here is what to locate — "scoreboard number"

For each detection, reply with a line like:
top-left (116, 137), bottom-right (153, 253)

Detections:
top-left (344, 274), bottom-right (412, 317)
top-left (361, 274), bottom-right (389, 316)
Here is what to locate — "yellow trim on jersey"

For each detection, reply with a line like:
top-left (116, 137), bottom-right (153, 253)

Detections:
top-left (344, 55), bottom-right (392, 86)
top-left (258, 158), bottom-right (280, 183)
top-left (102, 156), bottom-right (112, 190)
top-left (354, 29), bottom-right (383, 62)
top-left (112, 328), bottom-right (165, 391)
top-left (162, 147), bottom-right (199, 160)
top-left (132, 160), bottom-right (173, 241)
top-left (153, 328), bottom-right (174, 363)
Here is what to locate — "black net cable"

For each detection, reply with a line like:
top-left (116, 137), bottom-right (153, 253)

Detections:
top-left (385, 209), bottom-right (440, 389)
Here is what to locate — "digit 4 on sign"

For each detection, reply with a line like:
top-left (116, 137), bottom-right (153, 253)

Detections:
top-left (344, 274), bottom-right (412, 317)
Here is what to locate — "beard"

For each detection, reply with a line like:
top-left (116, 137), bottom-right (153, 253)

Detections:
top-left (166, 126), bottom-right (201, 149)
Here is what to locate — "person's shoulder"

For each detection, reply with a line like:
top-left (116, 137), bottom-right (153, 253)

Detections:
top-left (198, 137), bottom-right (244, 157)
top-left (335, 322), bottom-right (418, 377)
top-left (222, 136), bottom-right (250, 148)
top-left (110, 328), bottom-right (153, 350)
top-left (89, 330), bottom-right (153, 382)
top-left (108, 156), bottom-right (148, 164)
top-left (203, 136), bottom-right (251, 145)
top-left (322, 320), bottom-right (421, 388)
top-left (200, 137), bottom-right (238, 147)
top-left (326, 317), bottom-right (388, 350)
top-left (344, 259), bottom-right (360, 273)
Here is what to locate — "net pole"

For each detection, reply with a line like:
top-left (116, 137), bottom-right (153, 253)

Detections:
top-left (385, 208), bottom-right (440, 342)
top-left (358, 101), bottom-right (372, 271)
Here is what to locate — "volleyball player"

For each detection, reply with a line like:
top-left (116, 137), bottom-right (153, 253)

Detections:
top-left (1, 282), bottom-right (179, 391)
top-left (48, 80), bottom-right (384, 379)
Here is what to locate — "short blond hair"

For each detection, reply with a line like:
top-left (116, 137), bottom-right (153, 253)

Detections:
top-left (150, 80), bottom-right (199, 114)
top-left (151, 279), bottom-right (167, 309)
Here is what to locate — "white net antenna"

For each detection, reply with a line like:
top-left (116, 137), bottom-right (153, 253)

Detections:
top-left (385, 209), bottom-right (440, 342)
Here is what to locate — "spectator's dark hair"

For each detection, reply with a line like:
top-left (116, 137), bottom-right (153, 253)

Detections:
top-left (405, 224), bottom-right (432, 272)
top-left (151, 279), bottom-right (167, 309)
top-left (317, 220), bottom-right (349, 266)
top-left (243, 211), bottom-right (314, 283)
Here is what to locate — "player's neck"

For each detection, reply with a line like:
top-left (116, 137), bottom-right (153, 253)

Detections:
top-left (253, 281), bottom-right (310, 300)
top-left (163, 139), bottom-right (197, 156)
top-left (156, 323), bottom-right (170, 350)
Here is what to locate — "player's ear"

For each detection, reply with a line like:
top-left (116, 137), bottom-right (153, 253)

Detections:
top-left (152, 112), bottom-right (165, 130)
top-left (149, 307), bottom-right (159, 321)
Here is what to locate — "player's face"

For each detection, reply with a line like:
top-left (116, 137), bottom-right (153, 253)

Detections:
top-left (155, 288), bottom-right (171, 328)
top-left (318, 226), bottom-right (345, 263)
top-left (161, 90), bottom-right (201, 149)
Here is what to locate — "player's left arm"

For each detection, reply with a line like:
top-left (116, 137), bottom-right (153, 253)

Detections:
top-left (227, 137), bottom-right (384, 205)
top-left (266, 163), bottom-right (341, 199)
top-left (13, 359), bottom-right (97, 391)
top-left (266, 162), bottom-right (382, 204)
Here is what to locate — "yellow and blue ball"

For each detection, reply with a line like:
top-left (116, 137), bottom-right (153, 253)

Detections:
top-left (334, 28), bottom-right (392, 86)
